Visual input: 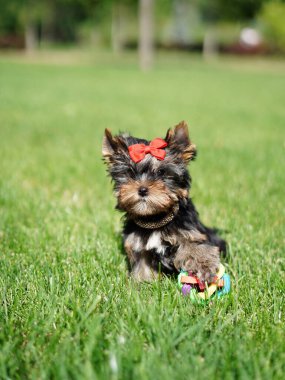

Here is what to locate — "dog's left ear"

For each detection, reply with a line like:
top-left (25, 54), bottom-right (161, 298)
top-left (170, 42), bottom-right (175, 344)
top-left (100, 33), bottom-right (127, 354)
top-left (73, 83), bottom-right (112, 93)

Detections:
top-left (165, 121), bottom-right (196, 163)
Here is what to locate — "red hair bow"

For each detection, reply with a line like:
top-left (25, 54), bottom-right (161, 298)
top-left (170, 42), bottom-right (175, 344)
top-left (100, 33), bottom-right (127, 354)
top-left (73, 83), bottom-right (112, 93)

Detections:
top-left (128, 138), bottom-right (168, 163)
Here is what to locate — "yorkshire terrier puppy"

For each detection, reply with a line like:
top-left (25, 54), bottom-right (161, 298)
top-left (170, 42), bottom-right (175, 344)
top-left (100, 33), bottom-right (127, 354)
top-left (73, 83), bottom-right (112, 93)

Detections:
top-left (102, 121), bottom-right (226, 282)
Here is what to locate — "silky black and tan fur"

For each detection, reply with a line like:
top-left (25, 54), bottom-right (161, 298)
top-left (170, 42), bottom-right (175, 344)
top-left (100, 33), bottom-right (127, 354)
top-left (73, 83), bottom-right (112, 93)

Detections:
top-left (102, 121), bottom-right (226, 282)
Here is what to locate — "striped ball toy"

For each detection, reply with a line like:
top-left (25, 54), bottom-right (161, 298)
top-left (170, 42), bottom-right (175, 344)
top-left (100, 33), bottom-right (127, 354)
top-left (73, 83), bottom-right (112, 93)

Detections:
top-left (178, 264), bottom-right (230, 303)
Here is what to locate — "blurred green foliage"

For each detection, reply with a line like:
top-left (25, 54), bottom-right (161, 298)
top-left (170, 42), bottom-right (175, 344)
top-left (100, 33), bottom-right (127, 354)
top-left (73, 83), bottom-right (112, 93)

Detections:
top-left (0, 0), bottom-right (22, 34)
top-left (0, 0), bottom-right (99, 41)
top-left (259, 1), bottom-right (285, 52)
top-left (199, 0), bottom-right (266, 22)
top-left (0, 0), bottom-right (285, 53)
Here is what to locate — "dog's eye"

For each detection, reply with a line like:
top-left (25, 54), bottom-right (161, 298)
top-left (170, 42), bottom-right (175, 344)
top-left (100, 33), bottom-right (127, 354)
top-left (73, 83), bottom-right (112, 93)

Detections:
top-left (157, 169), bottom-right (165, 177)
top-left (157, 168), bottom-right (165, 176)
top-left (158, 166), bottom-right (181, 181)
top-left (112, 164), bottom-right (136, 182)
top-left (121, 168), bottom-right (135, 180)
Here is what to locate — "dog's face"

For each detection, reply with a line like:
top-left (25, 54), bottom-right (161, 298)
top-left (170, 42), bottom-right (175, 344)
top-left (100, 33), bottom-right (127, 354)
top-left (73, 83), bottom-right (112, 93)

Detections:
top-left (102, 121), bottom-right (196, 218)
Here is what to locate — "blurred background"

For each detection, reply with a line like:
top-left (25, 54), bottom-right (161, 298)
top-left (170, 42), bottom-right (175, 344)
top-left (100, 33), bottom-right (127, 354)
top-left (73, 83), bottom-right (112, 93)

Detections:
top-left (1, 0), bottom-right (285, 68)
top-left (0, 3), bottom-right (284, 378)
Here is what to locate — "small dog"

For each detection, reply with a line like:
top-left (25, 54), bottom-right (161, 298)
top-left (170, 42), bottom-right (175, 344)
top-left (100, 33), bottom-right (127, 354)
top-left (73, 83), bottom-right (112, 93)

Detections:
top-left (102, 121), bottom-right (226, 282)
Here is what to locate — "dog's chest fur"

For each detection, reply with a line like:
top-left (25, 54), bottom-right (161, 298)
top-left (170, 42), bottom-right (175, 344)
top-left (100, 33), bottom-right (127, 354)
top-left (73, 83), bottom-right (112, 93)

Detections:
top-left (124, 229), bottom-right (177, 271)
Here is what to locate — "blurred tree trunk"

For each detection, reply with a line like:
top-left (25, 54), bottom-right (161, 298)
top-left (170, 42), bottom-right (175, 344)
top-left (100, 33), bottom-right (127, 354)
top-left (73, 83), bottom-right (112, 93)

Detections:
top-left (112, 3), bottom-right (124, 53)
top-left (203, 29), bottom-right (218, 59)
top-left (173, 0), bottom-right (189, 45)
top-left (139, 0), bottom-right (154, 71)
top-left (25, 22), bottom-right (38, 52)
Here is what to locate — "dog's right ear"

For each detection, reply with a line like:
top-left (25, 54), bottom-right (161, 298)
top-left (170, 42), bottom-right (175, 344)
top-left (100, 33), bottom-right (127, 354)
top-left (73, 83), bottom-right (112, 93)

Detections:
top-left (102, 129), bottom-right (129, 166)
top-left (102, 129), bottom-right (117, 162)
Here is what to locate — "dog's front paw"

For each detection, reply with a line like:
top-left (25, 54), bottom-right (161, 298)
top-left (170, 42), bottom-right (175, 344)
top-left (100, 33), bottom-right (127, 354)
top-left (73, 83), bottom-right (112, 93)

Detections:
top-left (183, 261), bottom-right (219, 283)
top-left (194, 262), bottom-right (219, 283)
top-left (174, 243), bottom-right (220, 283)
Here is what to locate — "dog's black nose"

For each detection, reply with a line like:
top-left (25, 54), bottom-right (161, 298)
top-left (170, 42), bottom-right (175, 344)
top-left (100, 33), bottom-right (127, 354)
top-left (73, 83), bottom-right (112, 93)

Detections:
top-left (138, 186), bottom-right (148, 197)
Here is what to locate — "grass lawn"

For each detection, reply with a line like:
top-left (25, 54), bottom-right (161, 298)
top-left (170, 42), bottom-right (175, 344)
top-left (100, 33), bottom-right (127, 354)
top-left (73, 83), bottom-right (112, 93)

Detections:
top-left (0, 51), bottom-right (284, 379)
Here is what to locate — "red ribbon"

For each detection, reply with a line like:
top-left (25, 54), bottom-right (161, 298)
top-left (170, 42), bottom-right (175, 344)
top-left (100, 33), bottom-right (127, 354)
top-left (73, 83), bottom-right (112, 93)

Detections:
top-left (128, 138), bottom-right (168, 163)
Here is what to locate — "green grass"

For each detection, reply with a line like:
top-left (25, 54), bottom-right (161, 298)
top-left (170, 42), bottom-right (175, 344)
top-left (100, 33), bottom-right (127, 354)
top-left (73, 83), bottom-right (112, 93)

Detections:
top-left (0, 51), bottom-right (284, 380)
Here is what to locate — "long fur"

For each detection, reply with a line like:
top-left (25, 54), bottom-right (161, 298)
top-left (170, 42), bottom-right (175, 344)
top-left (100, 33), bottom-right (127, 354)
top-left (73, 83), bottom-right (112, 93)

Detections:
top-left (102, 121), bottom-right (227, 282)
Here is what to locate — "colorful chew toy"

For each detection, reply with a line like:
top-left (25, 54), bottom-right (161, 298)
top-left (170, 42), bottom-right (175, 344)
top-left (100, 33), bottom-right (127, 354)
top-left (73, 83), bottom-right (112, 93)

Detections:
top-left (178, 263), bottom-right (230, 303)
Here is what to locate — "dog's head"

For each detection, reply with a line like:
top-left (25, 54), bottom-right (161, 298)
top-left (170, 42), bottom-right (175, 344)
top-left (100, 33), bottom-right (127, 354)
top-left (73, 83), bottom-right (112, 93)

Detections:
top-left (102, 121), bottom-right (196, 218)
